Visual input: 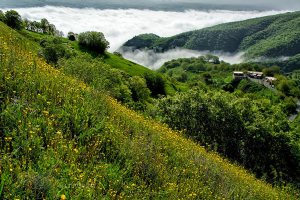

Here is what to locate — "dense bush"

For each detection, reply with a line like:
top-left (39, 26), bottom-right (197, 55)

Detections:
top-left (143, 72), bottom-right (166, 97)
top-left (129, 76), bottom-right (151, 102)
top-left (78, 31), bottom-right (109, 54)
top-left (39, 37), bottom-right (75, 65)
top-left (0, 10), bottom-right (5, 22)
top-left (155, 88), bottom-right (300, 185)
top-left (4, 10), bottom-right (22, 30)
top-left (263, 66), bottom-right (281, 76)
top-left (67, 32), bottom-right (76, 41)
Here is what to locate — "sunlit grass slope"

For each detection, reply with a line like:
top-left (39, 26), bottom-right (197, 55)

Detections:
top-left (0, 22), bottom-right (298, 199)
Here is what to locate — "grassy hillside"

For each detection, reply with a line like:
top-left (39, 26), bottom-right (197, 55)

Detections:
top-left (0, 21), bottom-right (298, 199)
top-left (122, 11), bottom-right (300, 70)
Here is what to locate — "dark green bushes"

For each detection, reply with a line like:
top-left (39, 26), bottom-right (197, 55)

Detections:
top-left (155, 88), bottom-right (300, 185)
top-left (143, 72), bottom-right (166, 97)
top-left (39, 37), bottom-right (75, 66)
top-left (78, 31), bottom-right (109, 54)
top-left (3, 10), bottom-right (22, 30)
top-left (0, 10), bottom-right (5, 22)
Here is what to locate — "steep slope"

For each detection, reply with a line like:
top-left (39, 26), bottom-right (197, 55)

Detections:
top-left (122, 11), bottom-right (300, 59)
top-left (0, 22), bottom-right (297, 199)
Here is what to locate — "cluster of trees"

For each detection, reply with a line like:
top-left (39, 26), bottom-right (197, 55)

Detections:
top-left (24, 18), bottom-right (62, 36)
top-left (154, 88), bottom-right (300, 185)
top-left (0, 9), bottom-right (62, 36)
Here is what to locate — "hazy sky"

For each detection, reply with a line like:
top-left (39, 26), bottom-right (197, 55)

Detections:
top-left (0, 0), bottom-right (299, 10)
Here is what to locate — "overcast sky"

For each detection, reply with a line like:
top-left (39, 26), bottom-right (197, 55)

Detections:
top-left (158, 0), bottom-right (300, 10)
top-left (0, 0), bottom-right (299, 10)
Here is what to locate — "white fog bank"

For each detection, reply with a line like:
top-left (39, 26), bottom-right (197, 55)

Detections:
top-left (2, 6), bottom-right (288, 51)
top-left (120, 49), bottom-right (245, 69)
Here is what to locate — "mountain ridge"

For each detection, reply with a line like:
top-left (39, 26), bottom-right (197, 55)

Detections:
top-left (122, 11), bottom-right (300, 69)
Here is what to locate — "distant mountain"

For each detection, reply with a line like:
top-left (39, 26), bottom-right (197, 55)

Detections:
top-left (122, 11), bottom-right (300, 71)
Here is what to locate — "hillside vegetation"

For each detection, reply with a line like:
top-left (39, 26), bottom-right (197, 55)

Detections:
top-left (0, 19), bottom-right (298, 199)
top-left (122, 11), bottom-right (300, 71)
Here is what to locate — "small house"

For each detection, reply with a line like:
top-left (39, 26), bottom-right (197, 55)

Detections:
top-left (265, 77), bottom-right (277, 85)
top-left (233, 71), bottom-right (246, 79)
top-left (247, 71), bottom-right (264, 79)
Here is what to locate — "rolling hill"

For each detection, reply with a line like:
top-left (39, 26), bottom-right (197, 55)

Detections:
top-left (0, 20), bottom-right (298, 199)
top-left (122, 11), bottom-right (300, 71)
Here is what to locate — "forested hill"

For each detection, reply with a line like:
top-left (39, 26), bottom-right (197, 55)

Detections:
top-left (122, 11), bottom-right (300, 59)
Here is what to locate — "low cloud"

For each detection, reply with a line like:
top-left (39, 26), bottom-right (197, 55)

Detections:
top-left (2, 6), bottom-right (288, 51)
top-left (120, 48), bottom-right (245, 69)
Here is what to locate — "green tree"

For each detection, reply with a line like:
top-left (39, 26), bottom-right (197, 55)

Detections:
top-left (40, 18), bottom-right (50, 34)
top-left (129, 76), bottom-right (151, 102)
top-left (78, 31), bottom-right (109, 54)
top-left (155, 88), bottom-right (300, 184)
top-left (39, 37), bottom-right (74, 66)
top-left (4, 10), bottom-right (22, 30)
top-left (0, 10), bottom-right (5, 22)
top-left (143, 73), bottom-right (166, 97)
top-left (67, 32), bottom-right (76, 41)
top-left (263, 66), bottom-right (280, 77)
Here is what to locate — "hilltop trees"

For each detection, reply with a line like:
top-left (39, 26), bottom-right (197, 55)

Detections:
top-left (4, 10), bottom-right (22, 30)
top-left (0, 9), bottom-right (60, 36)
top-left (78, 31), bottom-right (109, 54)
top-left (25, 18), bottom-right (60, 36)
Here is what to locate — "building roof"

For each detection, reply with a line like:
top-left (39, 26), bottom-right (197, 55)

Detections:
top-left (265, 77), bottom-right (277, 81)
top-left (248, 71), bottom-right (263, 75)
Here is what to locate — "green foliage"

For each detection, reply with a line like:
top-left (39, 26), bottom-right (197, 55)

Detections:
top-left (122, 33), bottom-right (160, 50)
top-left (155, 88), bottom-right (300, 185)
top-left (276, 75), bottom-right (300, 98)
top-left (59, 54), bottom-right (133, 104)
top-left (78, 31), bottom-right (109, 54)
top-left (263, 66), bottom-right (281, 76)
top-left (129, 76), bottom-right (151, 102)
top-left (67, 32), bottom-right (76, 41)
top-left (238, 79), bottom-right (266, 93)
top-left (39, 37), bottom-right (75, 65)
top-left (4, 10), bottom-right (22, 30)
top-left (0, 10), bottom-right (5, 22)
top-left (22, 17), bottom-right (61, 36)
top-left (144, 72), bottom-right (166, 97)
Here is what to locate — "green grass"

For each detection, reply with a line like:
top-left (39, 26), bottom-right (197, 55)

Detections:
top-left (103, 53), bottom-right (151, 76)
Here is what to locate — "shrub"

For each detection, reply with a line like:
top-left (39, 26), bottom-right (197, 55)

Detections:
top-left (143, 73), bottom-right (166, 97)
top-left (113, 51), bottom-right (123, 57)
top-left (0, 10), bottom-right (5, 22)
top-left (78, 31), bottom-right (109, 54)
top-left (67, 32), bottom-right (76, 41)
top-left (4, 10), bottom-right (22, 30)
top-left (39, 37), bottom-right (74, 65)
top-left (129, 76), bottom-right (151, 102)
